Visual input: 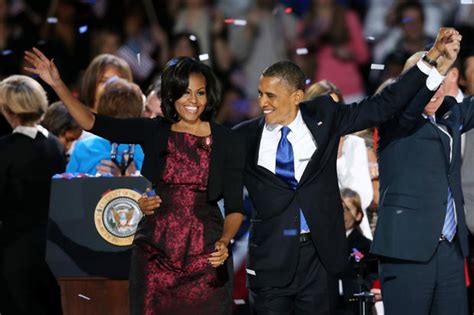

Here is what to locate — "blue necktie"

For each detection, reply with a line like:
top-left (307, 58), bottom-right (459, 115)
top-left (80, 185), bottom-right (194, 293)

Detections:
top-left (442, 187), bottom-right (456, 242)
top-left (275, 126), bottom-right (310, 233)
top-left (428, 115), bottom-right (457, 241)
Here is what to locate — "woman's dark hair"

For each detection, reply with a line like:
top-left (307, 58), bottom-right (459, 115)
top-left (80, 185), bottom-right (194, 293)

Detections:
top-left (160, 56), bottom-right (220, 123)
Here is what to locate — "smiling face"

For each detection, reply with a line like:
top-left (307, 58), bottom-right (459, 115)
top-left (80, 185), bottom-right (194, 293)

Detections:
top-left (174, 73), bottom-right (207, 123)
top-left (258, 76), bottom-right (302, 125)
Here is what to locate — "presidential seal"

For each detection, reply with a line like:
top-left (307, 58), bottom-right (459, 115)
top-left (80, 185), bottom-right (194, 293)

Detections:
top-left (94, 188), bottom-right (143, 246)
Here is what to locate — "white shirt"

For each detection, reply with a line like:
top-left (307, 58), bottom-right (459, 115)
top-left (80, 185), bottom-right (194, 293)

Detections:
top-left (337, 135), bottom-right (374, 240)
top-left (257, 110), bottom-right (316, 181)
top-left (13, 125), bottom-right (49, 139)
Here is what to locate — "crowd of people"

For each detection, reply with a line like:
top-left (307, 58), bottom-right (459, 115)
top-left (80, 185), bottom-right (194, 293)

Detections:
top-left (1, 0), bottom-right (474, 315)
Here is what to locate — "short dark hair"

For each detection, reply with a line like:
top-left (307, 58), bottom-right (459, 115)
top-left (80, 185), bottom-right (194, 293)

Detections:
top-left (262, 61), bottom-right (306, 92)
top-left (41, 101), bottom-right (81, 136)
top-left (160, 56), bottom-right (220, 123)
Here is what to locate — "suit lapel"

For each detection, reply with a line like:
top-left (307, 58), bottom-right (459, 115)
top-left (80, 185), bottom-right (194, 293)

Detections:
top-left (428, 119), bottom-right (451, 166)
top-left (298, 107), bottom-right (326, 186)
top-left (437, 111), bottom-right (460, 171)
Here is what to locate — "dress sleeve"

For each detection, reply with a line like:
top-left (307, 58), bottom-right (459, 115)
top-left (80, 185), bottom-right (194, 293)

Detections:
top-left (89, 114), bottom-right (148, 145)
top-left (222, 131), bottom-right (245, 216)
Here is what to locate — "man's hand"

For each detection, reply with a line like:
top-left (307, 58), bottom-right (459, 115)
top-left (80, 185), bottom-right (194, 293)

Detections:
top-left (138, 189), bottom-right (162, 215)
top-left (427, 28), bottom-right (460, 62)
top-left (437, 32), bottom-right (462, 75)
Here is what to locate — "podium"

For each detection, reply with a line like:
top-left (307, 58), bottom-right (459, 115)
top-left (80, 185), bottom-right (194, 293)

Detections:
top-left (46, 176), bottom-right (150, 315)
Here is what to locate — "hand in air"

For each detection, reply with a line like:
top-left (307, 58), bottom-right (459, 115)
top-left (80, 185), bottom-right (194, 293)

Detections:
top-left (24, 47), bottom-right (61, 87)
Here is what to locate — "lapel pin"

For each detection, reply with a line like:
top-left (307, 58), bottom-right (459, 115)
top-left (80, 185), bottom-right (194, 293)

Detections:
top-left (317, 121), bottom-right (323, 126)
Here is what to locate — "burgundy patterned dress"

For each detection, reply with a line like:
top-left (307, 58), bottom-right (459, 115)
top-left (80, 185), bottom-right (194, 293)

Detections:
top-left (129, 131), bottom-right (232, 315)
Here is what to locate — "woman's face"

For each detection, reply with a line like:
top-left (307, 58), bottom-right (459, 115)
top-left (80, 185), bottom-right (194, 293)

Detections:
top-left (58, 128), bottom-right (82, 153)
top-left (94, 65), bottom-right (125, 109)
top-left (174, 73), bottom-right (207, 123)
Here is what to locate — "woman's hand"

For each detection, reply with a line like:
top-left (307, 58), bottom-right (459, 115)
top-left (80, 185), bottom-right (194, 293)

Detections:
top-left (24, 47), bottom-right (62, 87)
top-left (138, 189), bottom-right (162, 215)
top-left (208, 239), bottom-right (229, 268)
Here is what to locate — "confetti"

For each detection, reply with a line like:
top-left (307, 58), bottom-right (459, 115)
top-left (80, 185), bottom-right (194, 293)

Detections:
top-left (2, 49), bottom-right (12, 56)
top-left (296, 48), bottom-right (308, 55)
top-left (79, 25), bottom-right (88, 34)
top-left (366, 36), bottom-right (375, 41)
top-left (370, 63), bottom-right (385, 70)
top-left (305, 79), bottom-right (312, 85)
top-left (461, 0), bottom-right (474, 3)
top-left (189, 34), bottom-right (197, 41)
top-left (234, 299), bottom-right (246, 305)
top-left (47, 17), bottom-right (58, 24)
top-left (285, 7), bottom-right (293, 14)
top-left (137, 53), bottom-right (141, 66)
top-left (224, 19), bottom-right (247, 26)
top-left (199, 53), bottom-right (209, 61)
top-left (78, 294), bottom-right (91, 300)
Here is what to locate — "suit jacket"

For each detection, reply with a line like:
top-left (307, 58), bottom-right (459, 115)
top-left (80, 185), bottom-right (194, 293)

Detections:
top-left (461, 129), bottom-right (474, 233)
top-left (90, 115), bottom-right (244, 215)
top-left (0, 132), bottom-right (65, 249)
top-left (0, 131), bottom-right (65, 315)
top-left (372, 92), bottom-right (474, 262)
top-left (234, 65), bottom-right (431, 288)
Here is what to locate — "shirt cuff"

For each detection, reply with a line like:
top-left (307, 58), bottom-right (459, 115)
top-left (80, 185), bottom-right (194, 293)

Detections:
top-left (416, 59), bottom-right (432, 75)
top-left (416, 59), bottom-right (445, 91)
top-left (426, 67), bottom-right (445, 91)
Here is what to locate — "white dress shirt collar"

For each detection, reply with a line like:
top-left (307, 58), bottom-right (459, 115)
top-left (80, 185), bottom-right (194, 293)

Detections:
top-left (264, 110), bottom-right (304, 135)
top-left (13, 125), bottom-right (49, 139)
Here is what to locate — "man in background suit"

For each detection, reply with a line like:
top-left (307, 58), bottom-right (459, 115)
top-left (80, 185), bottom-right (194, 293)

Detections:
top-left (460, 48), bottom-right (474, 233)
top-left (372, 37), bottom-right (470, 314)
top-left (235, 28), bottom-right (458, 314)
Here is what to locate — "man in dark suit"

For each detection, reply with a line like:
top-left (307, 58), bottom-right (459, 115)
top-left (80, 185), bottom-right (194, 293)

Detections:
top-left (372, 41), bottom-right (470, 314)
top-left (234, 28), bottom-right (460, 314)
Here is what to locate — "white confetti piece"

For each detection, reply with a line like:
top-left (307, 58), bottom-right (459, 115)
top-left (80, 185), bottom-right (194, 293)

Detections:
top-left (246, 268), bottom-right (256, 275)
top-left (234, 299), bottom-right (246, 305)
top-left (296, 48), bottom-right (308, 55)
top-left (78, 294), bottom-right (91, 300)
top-left (47, 17), bottom-right (58, 24)
top-left (199, 53), bottom-right (209, 61)
top-left (137, 53), bottom-right (141, 66)
top-left (370, 63), bottom-right (385, 70)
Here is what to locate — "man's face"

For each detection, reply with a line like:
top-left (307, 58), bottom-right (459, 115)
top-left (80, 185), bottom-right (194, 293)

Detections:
top-left (258, 76), bottom-right (301, 125)
top-left (463, 56), bottom-right (474, 95)
top-left (424, 83), bottom-right (445, 116)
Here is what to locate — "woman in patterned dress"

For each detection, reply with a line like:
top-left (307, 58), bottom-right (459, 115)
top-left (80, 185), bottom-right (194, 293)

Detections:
top-left (25, 49), bottom-right (245, 315)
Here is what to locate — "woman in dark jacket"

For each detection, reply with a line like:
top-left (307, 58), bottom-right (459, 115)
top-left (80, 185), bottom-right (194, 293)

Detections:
top-left (0, 75), bottom-right (65, 315)
top-left (25, 49), bottom-right (245, 315)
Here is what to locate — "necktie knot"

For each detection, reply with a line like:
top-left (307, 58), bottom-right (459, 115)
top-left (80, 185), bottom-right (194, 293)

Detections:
top-left (281, 126), bottom-right (291, 138)
top-left (427, 115), bottom-right (435, 124)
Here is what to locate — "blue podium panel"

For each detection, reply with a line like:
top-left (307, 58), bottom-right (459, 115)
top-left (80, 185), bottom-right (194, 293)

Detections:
top-left (46, 176), bottom-right (150, 279)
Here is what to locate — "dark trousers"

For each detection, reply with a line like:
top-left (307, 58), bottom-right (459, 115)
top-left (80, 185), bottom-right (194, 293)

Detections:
top-left (250, 239), bottom-right (338, 315)
top-left (380, 239), bottom-right (468, 315)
